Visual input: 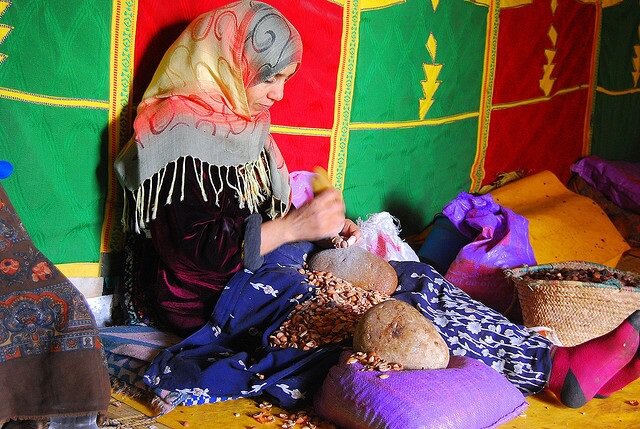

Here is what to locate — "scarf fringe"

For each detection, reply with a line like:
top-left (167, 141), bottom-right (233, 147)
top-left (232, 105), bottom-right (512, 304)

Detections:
top-left (122, 152), bottom-right (281, 233)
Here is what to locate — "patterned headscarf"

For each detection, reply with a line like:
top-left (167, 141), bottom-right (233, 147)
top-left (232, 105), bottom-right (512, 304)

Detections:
top-left (115, 1), bottom-right (302, 232)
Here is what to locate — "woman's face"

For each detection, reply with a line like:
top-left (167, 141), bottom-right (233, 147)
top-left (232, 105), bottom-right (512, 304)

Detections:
top-left (246, 63), bottom-right (298, 116)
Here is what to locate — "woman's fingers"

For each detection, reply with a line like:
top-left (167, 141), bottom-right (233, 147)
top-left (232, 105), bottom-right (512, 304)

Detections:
top-left (289, 189), bottom-right (346, 241)
top-left (340, 219), bottom-right (361, 246)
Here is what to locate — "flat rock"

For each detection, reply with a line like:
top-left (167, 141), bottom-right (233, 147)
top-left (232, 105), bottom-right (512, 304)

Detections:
top-left (308, 246), bottom-right (398, 295)
top-left (353, 299), bottom-right (450, 370)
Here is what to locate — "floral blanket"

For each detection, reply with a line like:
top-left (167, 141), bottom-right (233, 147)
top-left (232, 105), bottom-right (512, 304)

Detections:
top-left (0, 184), bottom-right (110, 421)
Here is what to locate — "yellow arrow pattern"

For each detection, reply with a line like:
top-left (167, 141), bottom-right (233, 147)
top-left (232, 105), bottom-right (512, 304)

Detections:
top-left (0, 0), bottom-right (12, 65)
top-left (539, 19), bottom-right (558, 96)
top-left (419, 33), bottom-right (443, 120)
top-left (633, 26), bottom-right (640, 87)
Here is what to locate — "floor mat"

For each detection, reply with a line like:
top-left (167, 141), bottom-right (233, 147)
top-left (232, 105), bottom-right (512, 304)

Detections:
top-left (108, 381), bottom-right (640, 429)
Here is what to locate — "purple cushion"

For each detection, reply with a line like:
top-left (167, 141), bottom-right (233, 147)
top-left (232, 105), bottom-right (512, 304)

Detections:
top-left (314, 353), bottom-right (527, 429)
top-left (571, 156), bottom-right (640, 214)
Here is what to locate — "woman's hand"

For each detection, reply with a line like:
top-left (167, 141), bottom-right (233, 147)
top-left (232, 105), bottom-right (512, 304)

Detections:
top-left (260, 188), bottom-right (347, 254)
top-left (316, 218), bottom-right (362, 249)
top-left (284, 188), bottom-right (346, 241)
top-left (339, 218), bottom-right (362, 246)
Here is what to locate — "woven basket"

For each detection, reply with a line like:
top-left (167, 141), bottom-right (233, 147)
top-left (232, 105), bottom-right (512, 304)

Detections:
top-left (505, 261), bottom-right (640, 346)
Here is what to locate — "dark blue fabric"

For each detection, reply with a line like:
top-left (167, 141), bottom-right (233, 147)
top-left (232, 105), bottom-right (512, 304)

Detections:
top-left (144, 242), bottom-right (343, 407)
top-left (144, 242), bottom-right (553, 408)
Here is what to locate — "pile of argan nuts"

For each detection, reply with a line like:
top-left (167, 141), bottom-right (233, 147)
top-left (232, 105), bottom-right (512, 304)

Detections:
top-left (521, 267), bottom-right (637, 287)
top-left (346, 351), bottom-right (403, 378)
top-left (250, 401), bottom-right (321, 429)
top-left (269, 268), bottom-right (390, 351)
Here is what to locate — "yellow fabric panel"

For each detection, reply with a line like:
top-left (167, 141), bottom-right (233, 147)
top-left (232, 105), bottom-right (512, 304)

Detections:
top-left (55, 262), bottom-right (100, 277)
top-left (490, 170), bottom-right (630, 267)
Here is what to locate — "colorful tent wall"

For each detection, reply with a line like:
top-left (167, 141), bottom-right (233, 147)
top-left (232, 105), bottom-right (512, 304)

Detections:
top-left (0, 0), bottom-right (638, 277)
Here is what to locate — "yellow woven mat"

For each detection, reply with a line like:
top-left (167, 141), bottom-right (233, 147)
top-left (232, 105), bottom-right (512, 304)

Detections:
top-left (110, 380), bottom-right (640, 429)
top-left (505, 379), bottom-right (640, 429)
top-left (110, 393), bottom-right (335, 429)
top-left (104, 397), bottom-right (171, 429)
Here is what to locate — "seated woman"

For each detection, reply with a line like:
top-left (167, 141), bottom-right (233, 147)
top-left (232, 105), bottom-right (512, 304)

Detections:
top-left (115, 0), bottom-right (640, 411)
top-left (114, 0), bottom-right (359, 336)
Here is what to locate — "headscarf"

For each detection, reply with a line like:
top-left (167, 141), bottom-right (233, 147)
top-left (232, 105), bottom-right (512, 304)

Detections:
top-left (115, 0), bottom-right (302, 232)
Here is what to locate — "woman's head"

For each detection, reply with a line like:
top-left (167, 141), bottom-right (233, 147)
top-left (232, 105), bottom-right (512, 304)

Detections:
top-left (142, 1), bottom-right (302, 119)
top-left (240, 2), bottom-right (302, 89)
top-left (245, 61), bottom-right (297, 116)
top-left (231, 0), bottom-right (303, 116)
top-left (120, 2), bottom-right (298, 230)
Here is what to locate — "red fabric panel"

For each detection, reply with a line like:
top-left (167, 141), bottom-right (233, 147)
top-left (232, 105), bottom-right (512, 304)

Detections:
top-left (133, 0), bottom-right (231, 104)
top-left (272, 134), bottom-right (330, 173)
top-left (493, 0), bottom-right (596, 104)
top-left (484, 90), bottom-right (588, 185)
top-left (551, 1), bottom-right (595, 90)
top-left (267, 1), bottom-right (342, 131)
top-left (133, 0), bottom-right (342, 171)
top-left (485, 0), bottom-right (596, 186)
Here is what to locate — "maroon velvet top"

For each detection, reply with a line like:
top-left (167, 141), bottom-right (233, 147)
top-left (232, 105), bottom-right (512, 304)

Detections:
top-left (133, 159), bottom-right (266, 336)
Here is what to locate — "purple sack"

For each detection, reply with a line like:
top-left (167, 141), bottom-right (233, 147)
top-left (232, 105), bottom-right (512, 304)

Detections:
top-left (443, 193), bottom-right (536, 321)
top-left (314, 352), bottom-right (527, 429)
top-left (571, 156), bottom-right (640, 214)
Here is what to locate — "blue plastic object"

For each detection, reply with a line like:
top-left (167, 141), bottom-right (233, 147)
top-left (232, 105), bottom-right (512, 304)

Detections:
top-left (417, 214), bottom-right (471, 275)
top-left (0, 161), bottom-right (13, 179)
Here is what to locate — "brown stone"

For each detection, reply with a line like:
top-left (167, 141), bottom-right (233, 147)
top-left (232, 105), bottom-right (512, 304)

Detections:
top-left (307, 246), bottom-right (398, 295)
top-left (353, 299), bottom-right (450, 370)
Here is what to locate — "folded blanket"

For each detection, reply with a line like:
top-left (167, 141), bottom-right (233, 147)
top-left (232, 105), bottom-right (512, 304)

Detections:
top-left (0, 184), bottom-right (110, 421)
top-left (101, 325), bottom-right (187, 415)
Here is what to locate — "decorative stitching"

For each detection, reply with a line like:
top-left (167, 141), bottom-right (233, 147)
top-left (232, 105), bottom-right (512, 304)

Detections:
top-left (329, 0), bottom-right (361, 191)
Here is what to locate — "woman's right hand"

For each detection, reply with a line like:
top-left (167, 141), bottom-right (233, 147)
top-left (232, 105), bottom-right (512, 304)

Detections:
top-left (260, 188), bottom-right (347, 255)
top-left (283, 188), bottom-right (346, 242)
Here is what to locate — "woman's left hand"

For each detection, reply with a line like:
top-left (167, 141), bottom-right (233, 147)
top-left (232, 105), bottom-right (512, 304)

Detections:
top-left (317, 219), bottom-right (362, 249)
top-left (339, 219), bottom-right (361, 247)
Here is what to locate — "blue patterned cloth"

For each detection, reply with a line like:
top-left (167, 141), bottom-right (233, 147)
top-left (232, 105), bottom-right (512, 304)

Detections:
top-left (144, 242), bottom-right (553, 408)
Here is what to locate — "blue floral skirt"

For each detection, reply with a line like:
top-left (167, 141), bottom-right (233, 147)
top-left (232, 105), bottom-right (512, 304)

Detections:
top-left (144, 242), bottom-right (552, 407)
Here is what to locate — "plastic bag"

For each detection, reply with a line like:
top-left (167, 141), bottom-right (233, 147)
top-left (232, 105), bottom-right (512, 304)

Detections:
top-left (289, 170), bottom-right (315, 208)
top-left (356, 212), bottom-right (419, 262)
top-left (444, 193), bottom-right (536, 321)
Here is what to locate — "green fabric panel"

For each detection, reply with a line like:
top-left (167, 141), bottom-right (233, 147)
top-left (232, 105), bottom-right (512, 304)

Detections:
top-left (352, 0), bottom-right (487, 122)
top-left (343, 120), bottom-right (477, 235)
top-left (591, 91), bottom-right (640, 162)
top-left (591, 0), bottom-right (640, 162)
top-left (0, 2), bottom-right (112, 264)
top-left (0, 98), bottom-right (108, 263)
top-left (597, 0), bottom-right (640, 91)
top-left (0, 0), bottom-right (111, 99)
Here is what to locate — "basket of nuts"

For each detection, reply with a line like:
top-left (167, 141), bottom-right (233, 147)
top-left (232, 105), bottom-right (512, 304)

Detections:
top-left (505, 261), bottom-right (640, 346)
